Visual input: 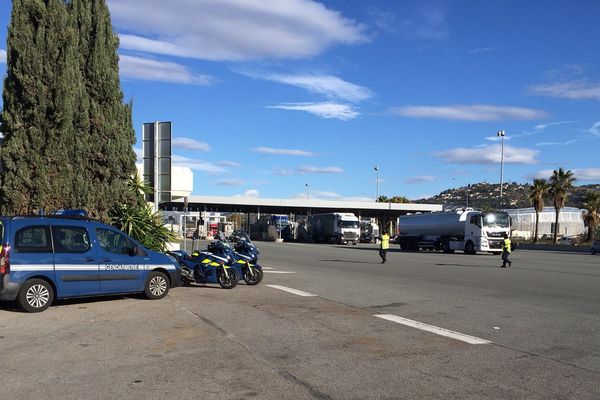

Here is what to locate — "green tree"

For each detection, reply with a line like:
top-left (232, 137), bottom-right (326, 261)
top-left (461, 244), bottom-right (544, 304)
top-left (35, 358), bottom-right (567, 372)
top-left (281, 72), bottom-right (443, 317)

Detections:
top-left (582, 190), bottom-right (600, 241)
top-left (1, 0), bottom-right (136, 219)
top-left (70, 0), bottom-right (136, 219)
top-left (548, 168), bottom-right (575, 243)
top-left (377, 195), bottom-right (410, 203)
top-left (529, 178), bottom-right (549, 243)
top-left (0, 0), bottom-right (84, 214)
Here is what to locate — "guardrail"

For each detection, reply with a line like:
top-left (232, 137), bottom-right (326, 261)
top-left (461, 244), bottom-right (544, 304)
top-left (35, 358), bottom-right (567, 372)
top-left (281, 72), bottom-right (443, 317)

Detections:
top-left (515, 243), bottom-right (592, 253)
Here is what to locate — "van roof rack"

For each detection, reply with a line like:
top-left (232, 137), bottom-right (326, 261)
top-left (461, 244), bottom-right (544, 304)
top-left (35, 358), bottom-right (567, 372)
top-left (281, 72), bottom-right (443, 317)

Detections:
top-left (8, 209), bottom-right (99, 221)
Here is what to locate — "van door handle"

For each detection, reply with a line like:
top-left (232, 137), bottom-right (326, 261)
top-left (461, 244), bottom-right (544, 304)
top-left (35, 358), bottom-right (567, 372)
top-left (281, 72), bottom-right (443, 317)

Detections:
top-left (100, 258), bottom-right (112, 262)
top-left (84, 257), bottom-right (95, 262)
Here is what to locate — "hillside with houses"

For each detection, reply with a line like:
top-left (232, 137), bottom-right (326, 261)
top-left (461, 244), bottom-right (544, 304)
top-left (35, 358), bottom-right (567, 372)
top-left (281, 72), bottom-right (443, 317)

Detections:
top-left (415, 182), bottom-right (600, 210)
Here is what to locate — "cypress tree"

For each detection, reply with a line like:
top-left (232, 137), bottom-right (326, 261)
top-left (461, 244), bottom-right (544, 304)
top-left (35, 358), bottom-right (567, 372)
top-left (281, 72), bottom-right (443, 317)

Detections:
top-left (1, 0), bottom-right (136, 218)
top-left (0, 0), bottom-right (78, 214)
top-left (71, 0), bottom-right (136, 219)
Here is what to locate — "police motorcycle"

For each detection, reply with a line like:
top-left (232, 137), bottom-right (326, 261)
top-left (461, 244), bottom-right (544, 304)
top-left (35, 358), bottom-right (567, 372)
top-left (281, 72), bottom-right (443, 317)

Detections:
top-left (233, 236), bottom-right (260, 264)
top-left (209, 232), bottom-right (264, 286)
top-left (167, 249), bottom-right (239, 289)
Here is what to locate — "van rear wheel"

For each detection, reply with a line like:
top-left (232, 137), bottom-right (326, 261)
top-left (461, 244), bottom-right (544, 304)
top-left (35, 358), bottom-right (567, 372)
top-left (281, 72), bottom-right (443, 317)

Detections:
top-left (18, 279), bottom-right (54, 313)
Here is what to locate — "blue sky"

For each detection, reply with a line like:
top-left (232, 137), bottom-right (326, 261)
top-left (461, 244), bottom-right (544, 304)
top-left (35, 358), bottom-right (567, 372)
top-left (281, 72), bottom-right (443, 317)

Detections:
top-left (1, 0), bottom-right (599, 201)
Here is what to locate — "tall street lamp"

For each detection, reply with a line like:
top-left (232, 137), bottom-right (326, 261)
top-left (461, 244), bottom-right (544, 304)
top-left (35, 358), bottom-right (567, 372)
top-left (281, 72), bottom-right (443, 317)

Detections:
top-left (305, 183), bottom-right (309, 200)
top-left (497, 130), bottom-right (505, 209)
top-left (374, 166), bottom-right (379, 202)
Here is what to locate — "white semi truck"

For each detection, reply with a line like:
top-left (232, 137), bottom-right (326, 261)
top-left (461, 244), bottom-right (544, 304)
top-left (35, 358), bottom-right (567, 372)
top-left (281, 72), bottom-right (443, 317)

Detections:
top-left (307, 213), bottom-right (360, 245)
top-left (396, 208), bottom-right (511, 254)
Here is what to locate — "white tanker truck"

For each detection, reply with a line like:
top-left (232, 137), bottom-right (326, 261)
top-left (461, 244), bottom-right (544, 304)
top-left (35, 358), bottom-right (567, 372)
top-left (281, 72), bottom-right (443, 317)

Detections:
top-left (396, 208), bottom-right (511, 255)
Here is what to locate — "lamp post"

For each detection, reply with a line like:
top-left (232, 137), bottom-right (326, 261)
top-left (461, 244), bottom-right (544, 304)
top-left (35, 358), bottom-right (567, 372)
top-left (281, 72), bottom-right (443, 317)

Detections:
top-left (305, 183), bottom-right (309, 200)
top-left (466, 184), bottom-right (470, 208)
top-left (374, 166), bottom-right (379, 202)
top-left (497, 130), bottom-right (505, 209)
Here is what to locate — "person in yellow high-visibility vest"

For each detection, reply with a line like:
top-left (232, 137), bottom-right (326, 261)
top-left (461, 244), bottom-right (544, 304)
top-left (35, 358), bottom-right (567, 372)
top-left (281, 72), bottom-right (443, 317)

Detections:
top-left (501, 233), bottom-right (512, 268)
top-left (379, 231), bottom-right (390, 263)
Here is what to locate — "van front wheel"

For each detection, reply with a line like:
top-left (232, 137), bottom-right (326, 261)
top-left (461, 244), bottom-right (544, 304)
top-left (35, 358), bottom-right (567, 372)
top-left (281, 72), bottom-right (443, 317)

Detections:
top-left (18, 279), bottom-right (54, 313)
top-left (144, 271), bottom-right (169, 299)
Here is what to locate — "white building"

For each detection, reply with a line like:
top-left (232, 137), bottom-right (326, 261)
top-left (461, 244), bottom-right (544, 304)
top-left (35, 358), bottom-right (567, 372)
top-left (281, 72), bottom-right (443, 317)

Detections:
top-left (505, 207), bottom-right (585, 239)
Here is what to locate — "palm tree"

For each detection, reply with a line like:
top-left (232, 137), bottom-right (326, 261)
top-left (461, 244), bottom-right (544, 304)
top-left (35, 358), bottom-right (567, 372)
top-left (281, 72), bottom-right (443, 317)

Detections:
top-left (529, 178), bottom-right (549, 243)
top-left (548, 168), bottom-right (575, 243)
top-left (582, 191), bottom-right (600, 241)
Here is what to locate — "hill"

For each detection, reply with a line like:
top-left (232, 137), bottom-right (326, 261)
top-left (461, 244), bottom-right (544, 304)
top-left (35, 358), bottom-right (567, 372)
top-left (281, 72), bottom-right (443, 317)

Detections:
top-left (414, 182), bottom-right (600, 210)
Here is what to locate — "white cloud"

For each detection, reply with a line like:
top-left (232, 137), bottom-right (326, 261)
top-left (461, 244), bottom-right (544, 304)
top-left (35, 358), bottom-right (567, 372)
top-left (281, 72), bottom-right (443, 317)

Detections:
top-left (400, 4), bottom-right (448, 39)
top-left (119, 54), bottom-right (213, 85)
top-left (535, 138), bottom-right (585, 147)
top-left (214, 179), bottom-right (245, 186)
top-left (589, 121), bottom-right (600, 137)
top-left (172, 137), bottom-right (211, 152)
top-left (485, 135), bottom-right (511, 142)
top-left (574, 168), bottom-right (600, 181)
top-left (276, 166), bottom-right (344, 175)
top-left (411, 194), bottom-right (433, 201)
top-left (435, 144), bottom-right (539, 165)
top-left (172, 155), bottom-right (227, 174)
top-left (529, 80), bottom-right (600, 100)
top-left (528, 168), bottom-right (600, 181)
top-left (392, 104), bottom-right (547, 121)
top-left (0, 49), bottom-right (6, 64)
top-left (108, 0), bottom-right (367, 61)
top-left (298, 166), bottom-right (344, 174)
top-left (217, 160), bottom-right (241, 168)
top-left (312, 190), bottom-right (341, 198)
top-left (134, 147), bottom-right (143, 162)
top-left (268, 102), bottom-right (359, 120)
top-left (234, 189), bottom-right (260, 198)
top-left (533, 120), bottom-right (576, 131)
top-left (250, 147), bottom-right (315, 156)
top-left (467, 46), bottom-right (499, 55)
top-left (249, 73), bottom-right (372, 102)
top-left (405, 175), bottom-right (437, 184)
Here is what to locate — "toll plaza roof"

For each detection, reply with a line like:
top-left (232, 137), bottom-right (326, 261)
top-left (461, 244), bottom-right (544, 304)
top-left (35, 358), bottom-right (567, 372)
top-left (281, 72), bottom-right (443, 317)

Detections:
top-left (160, 195), bottom-right (442, 219)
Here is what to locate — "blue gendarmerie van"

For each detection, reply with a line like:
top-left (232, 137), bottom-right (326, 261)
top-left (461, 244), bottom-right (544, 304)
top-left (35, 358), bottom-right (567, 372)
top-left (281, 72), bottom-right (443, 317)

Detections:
top-left (0, 211), bottom-right (181, 312)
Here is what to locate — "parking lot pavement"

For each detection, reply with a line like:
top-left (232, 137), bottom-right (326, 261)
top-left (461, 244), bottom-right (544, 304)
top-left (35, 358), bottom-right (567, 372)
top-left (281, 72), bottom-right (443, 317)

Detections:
top-left (2, 277), bottom-right (600, 399)
top-left (0, 294), bottom-right (314, 400)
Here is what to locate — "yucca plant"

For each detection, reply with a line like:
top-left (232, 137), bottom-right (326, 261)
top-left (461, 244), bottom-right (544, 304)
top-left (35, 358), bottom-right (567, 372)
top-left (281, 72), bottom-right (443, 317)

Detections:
top-left (110, 176), bottom-right (178, 252)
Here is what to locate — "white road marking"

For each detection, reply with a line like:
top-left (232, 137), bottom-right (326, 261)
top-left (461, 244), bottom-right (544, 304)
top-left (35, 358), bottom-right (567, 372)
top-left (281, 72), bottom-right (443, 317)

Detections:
top-left (264, 271), bottom-right (296, 274)
top-left (374, 314), bottom-right (491, 345)
top-left (261, 267), bottom-right (275, 270)
top-left (266, 285), bottom-right (316, 297)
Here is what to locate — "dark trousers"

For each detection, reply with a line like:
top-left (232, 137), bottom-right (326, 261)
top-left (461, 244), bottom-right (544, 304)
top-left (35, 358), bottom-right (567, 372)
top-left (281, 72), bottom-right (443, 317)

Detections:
top-left (379, 249), bottom-right (388, 263)
top-left (501, 251), bottom-right (511, 267)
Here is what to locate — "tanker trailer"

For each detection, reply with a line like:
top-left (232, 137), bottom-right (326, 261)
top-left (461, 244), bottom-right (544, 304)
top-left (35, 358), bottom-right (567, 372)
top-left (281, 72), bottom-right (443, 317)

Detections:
top-left (396, 209), bottom-right (511, 255)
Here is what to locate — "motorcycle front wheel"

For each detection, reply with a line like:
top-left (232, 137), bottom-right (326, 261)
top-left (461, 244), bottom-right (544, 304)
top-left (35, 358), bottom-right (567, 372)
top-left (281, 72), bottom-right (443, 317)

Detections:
top-left (217, 267), bottom-right (239, 289)
top-left (243, 266), bottom-right (263, 286)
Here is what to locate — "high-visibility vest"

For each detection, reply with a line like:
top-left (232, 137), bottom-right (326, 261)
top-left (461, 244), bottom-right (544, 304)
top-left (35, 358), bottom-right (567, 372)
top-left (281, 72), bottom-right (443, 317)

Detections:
top-left (503, 238), bottom-right (511, 253)
top-left (381, 234), bottom-right (390, 250)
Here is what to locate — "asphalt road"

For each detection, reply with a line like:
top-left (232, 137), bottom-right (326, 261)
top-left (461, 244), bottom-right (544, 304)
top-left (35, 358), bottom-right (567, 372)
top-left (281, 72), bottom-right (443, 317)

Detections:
top-left (1, 242), bottom-right (599, 399)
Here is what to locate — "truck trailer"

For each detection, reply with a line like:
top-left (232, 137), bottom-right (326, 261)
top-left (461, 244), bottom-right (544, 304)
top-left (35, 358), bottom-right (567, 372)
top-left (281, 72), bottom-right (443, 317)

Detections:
top-left (396, 209), bottom-right (511, 254)
top-left (307, 213), bottom-right (360, 245)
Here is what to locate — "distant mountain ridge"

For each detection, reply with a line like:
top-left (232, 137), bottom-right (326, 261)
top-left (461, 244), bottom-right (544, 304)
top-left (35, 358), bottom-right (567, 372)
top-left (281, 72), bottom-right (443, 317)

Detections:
top-left (414, 182), bottom-right (600, 210)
